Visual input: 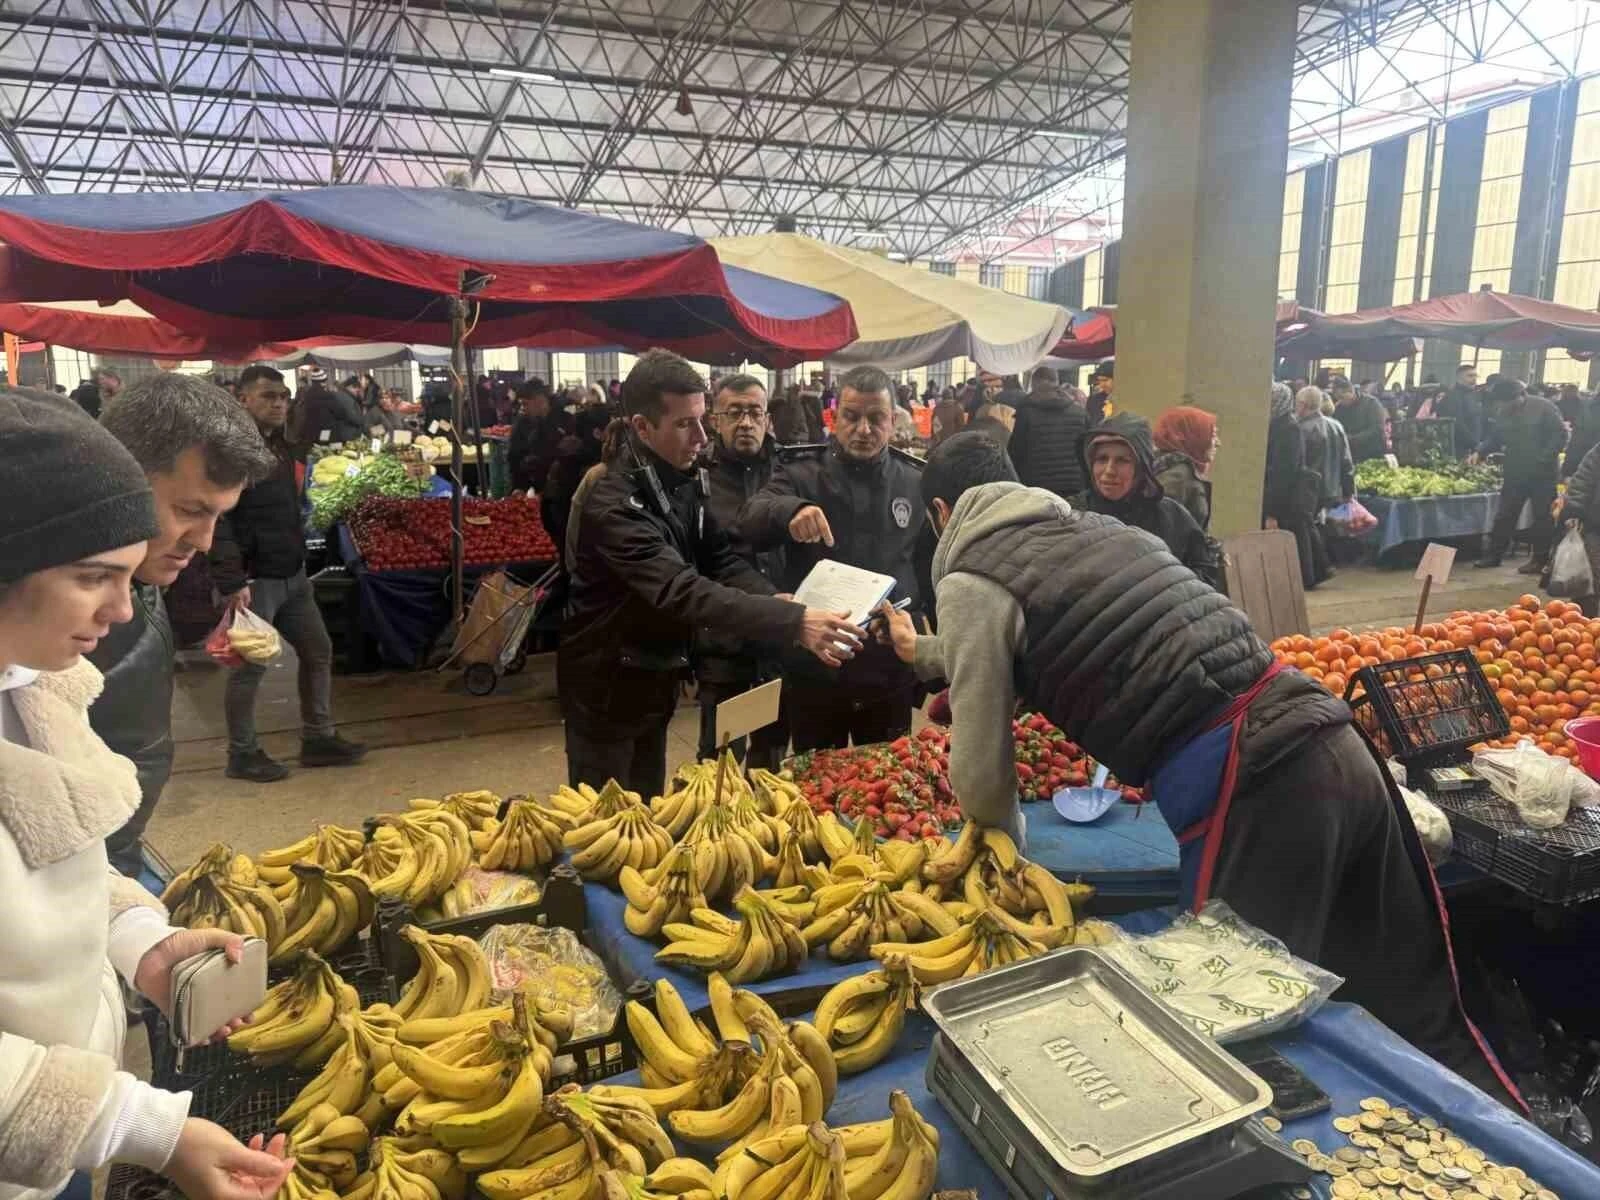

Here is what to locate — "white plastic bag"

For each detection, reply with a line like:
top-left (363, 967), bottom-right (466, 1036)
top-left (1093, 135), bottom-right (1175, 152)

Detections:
top-left (1472, 738), bottom-right (1573, 829)
top-left (1548, 526), bottom-right (1594, 598)
top-left (1399, 785), bottom-right (1453, 864)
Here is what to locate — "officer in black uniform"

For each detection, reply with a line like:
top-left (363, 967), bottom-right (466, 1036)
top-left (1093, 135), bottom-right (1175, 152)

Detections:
top-left (695, 373), bottom-right (790, 767)
top-left (741, 364), bottom-right (925, 751)
top-left (559, 349), bottom-right (863, 798)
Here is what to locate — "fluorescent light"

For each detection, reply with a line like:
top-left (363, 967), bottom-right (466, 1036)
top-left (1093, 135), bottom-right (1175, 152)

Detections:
top-left (1034, 129), bottom-right (1099, 141)
top-left (488, 67), bottom-right (556, 83)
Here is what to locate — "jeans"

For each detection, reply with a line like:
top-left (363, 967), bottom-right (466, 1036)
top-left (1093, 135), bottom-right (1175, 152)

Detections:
top-left (224, 569), bottom-right (335, 755)
top-left (565, 711), bottom-right (672, 800)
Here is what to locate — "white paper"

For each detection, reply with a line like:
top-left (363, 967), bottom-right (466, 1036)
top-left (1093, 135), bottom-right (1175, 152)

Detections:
top-left (369, 437), bottom-right (384, 453)
top-left (1414, 542), bottom-right (1456, 584)
top-left (792, 559), bottom-right (898, 626)
top-left (1384, 453), bottom-right (1400, 469)
top-left (318, 429), bottom-right (332, 443)
top-left (716, 680), bottom-right (783, 745)
top-left (393, 430), bottom-right (413, 446)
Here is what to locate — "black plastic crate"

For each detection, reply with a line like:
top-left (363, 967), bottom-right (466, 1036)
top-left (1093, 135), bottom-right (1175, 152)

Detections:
top-left (1431, 783), bottom-right (1600, 905)
top-left (374, 867), bottom-right (638, 1084)
top-left (1345, 650), bottom-right (1510, 766)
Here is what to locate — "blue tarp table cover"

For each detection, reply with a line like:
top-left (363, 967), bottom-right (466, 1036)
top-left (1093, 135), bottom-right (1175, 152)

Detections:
top-left (1025, 800), bottom-right (1181, 908)
top-left (1358, 492), bottom-right (1526, 556)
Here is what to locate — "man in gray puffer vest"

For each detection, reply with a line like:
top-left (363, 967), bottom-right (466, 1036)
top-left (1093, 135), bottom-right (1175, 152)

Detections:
top-left (875, 431), bottom-right (1519, 1106)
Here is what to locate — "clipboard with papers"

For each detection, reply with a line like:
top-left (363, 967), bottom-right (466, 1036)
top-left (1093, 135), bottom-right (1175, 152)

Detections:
top-left (791, 559), bottom-right (899, 626)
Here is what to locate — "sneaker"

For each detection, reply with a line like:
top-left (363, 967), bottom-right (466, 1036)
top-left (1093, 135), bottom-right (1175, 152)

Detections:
top-left (226, 749), bottom-right (290, 782)
top-left (1474, 556), bottom-right (1503, 568)
top-left (1516, 559), bottom-right (1546, 576)
top-left (301, 734), bottom-right (368, 767)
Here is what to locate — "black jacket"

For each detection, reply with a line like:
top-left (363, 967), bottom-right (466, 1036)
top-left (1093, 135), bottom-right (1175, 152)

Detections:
top-left (1009, 386), bottom-right (1088, 500)
top-left (71, 380), bottom-right (103, 420)
top-left (1151, 451), bottom-right (1211, 532)
top-left (87, 583), bottom-right (174, 816)
top-left (299, 384), bottom-right (366, 445)
top-left (695, 436), bottom-right (784, 685)
top-left (1336, 393), bottom-right (1389, 461)
top-left (945, 492), bottom-right (1345, 785)
top-left (1073, 413), bottom-right (1222, 589)
top-left (208, 430), bottom-right (304, 592)
top-left (1478, 394), bottom-right (1568, 481)
top-left (741, 440), bottom-right (925, 694)
top-left (1263, 412), bottom-right (1309, 524)
top-left (1564, 396), bottom-right (1600, 480)
top-left (1435, 383), bottom-right (1483, 457)
top-left (559, 445), bottom-right (803, 725)
top-left (509, 411), bottom-right (572, 493)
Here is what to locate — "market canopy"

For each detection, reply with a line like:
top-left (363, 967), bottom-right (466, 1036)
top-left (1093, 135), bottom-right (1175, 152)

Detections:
top-left (1051, 300), bottom-right (1312, 362)
top-left (0, 186), bottom-right (858, 366)
top-left (709, 232), bottom-right (1070, 374)
top-left (1276, 290), bottom-right (1600, 360)
top-left (0, 298), bottom-right (317, 362)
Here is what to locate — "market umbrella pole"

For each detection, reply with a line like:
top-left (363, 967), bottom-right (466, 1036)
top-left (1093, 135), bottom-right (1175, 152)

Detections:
top-left (450, 285), bottom-right (469, 626)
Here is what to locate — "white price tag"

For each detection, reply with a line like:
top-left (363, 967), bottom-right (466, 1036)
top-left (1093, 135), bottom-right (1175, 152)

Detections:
top-left (344, 463), bottom-right (360, 479)
top-left (370, 437), bottom-right (383, 453)
top-left (1384, 453), bottom-right (1400, 469)
top-left (393, 430), bottom-right (412, 445)
top-left (1414, 542), bottom-right (1456, 584)
top-left (715, 680), bottom-right (783, 746)
top-left (318, 429), bottom-right (332, 443)
top-left (428, 421), bottom-right (440, 434)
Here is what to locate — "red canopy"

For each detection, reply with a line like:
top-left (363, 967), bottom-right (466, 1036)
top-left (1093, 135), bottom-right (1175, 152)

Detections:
top-left (0, 299), bottom-right (345, 361)
top-left (1052, 300), bottom-right (1311, 361)
top-left (1276, 290), bottom-right (1600, 358)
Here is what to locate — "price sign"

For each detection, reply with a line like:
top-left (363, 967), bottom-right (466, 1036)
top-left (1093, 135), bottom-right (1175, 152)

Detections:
top-left (1384, 453), bottom-right (1400, 469)
top-left (370, 437), bottom-right (384, 454)
top-left (428, 421), bottom-right (440, 434)
top-left (393, 430), bottom-right (412, 446)
top-left (715, 680), bottom-right (782, 746)
top-left (1414, 543), bottom-right (1456, 584)
top-left (318, 429), bottom-right (332, 443)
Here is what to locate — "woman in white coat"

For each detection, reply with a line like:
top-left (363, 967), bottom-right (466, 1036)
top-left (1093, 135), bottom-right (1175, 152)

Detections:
top-left (0, 388), bottom-right (291, 1200)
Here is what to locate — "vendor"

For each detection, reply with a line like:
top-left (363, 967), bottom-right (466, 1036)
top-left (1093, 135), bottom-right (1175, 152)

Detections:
top-left (877, 431), bottom-right (1520, 1105)
top-left (1071, 413), bottom-right (1221, 589)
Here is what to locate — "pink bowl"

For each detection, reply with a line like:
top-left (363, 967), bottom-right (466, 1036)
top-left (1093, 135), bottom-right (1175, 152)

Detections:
top-left (1564, 716), bottom-right (1600, 779)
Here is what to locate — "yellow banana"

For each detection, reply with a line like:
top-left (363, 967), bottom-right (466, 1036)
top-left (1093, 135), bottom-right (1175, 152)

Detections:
top-left (431, 1053), bottom-right (543, 1147)
top-left (653, 979), bottom-right (718, 1059)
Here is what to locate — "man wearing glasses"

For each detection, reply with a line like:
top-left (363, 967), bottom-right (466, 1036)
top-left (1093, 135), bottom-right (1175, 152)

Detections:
top-left (695, 374), bottom-right (789, 765)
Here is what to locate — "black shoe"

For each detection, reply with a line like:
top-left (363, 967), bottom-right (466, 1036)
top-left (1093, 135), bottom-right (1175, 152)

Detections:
top-left (1517, 559), bottom-right (1546, 576)
top-left (226, 749), bottom-right (290, 782)
top-left (301, 734), bottom-right (368, 767)
top-left (1474, 556), bottom-right (1504, 568)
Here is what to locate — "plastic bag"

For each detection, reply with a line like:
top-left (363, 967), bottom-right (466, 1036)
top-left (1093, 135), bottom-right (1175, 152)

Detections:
top-left (1398, 785), bottom-right (1453, 865)
top-left (1548, 526), bottom-right (1594, 598)
top-left (434, 867), bottom-right (542, 920)
top-left (1326, 498), bottom-right (1378, 534)
top-left (207, 604), bottom-right (281, 667)
top-left (1098, 901), bottom-right (1343, 1043)
top-left (203, 608), bottom-right (244, 667)
top-left (1472, 738), bottom-right (1574, 828)
top-left (477, 924), bottom-right (621, 1039)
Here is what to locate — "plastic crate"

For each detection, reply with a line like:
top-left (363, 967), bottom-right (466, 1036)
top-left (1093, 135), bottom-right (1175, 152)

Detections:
top-left (1430, 783), bottom-right (1600, 905)
top-left (1345, 650), bottom-right (1510, 767)
top-left (374, 867), bottom-right (640, 1084)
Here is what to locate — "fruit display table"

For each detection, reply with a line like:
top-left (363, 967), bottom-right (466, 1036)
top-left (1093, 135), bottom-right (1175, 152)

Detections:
top-left (1358, 491), bottom-right (1527, 556)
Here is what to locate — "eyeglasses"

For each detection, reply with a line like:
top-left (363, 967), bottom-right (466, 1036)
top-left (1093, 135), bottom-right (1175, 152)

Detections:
top-left (718, 405), bottom-right (767, 424)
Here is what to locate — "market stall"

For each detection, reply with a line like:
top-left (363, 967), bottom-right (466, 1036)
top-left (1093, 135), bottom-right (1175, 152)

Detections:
top-left (1351, 461), bottom-right (1519, 557)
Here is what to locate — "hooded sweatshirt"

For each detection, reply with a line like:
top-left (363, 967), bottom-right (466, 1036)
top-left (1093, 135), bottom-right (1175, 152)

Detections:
top-left (1071, 413), bottom-right (1222, 588)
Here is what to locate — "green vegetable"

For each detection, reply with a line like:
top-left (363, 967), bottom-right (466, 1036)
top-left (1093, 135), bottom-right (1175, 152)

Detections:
top-left (308, 453), bottom-right (428, 530)
top-left (1354, 460), bottom-right (1502, 499)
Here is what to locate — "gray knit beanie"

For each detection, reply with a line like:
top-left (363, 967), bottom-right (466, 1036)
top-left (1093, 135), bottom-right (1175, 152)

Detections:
top-left (0, 386), bottom-right (160, 582)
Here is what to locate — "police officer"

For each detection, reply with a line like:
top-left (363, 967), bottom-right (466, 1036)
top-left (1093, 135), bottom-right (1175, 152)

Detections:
top-left (742, 364), bottom-right (925, 751)
top-left (559, 349), bottom-right (862, 798)
top-left (695, 373), bottom-right (789, 766)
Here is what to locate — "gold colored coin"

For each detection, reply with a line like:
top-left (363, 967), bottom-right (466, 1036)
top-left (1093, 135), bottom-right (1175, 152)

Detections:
top-left (1474, 1183), bottom-right (1497, 1199)
top-left (1329, 1160), bottom-right (1351, 1177)
top-left (1423, 1187), bottom-right (1449, 1200)
top-left (1534, 1190), bottom-right (1559, 1200)
top-left (1405, 1173), bottom-right (1429, 1192)
top-left (1335, 1117), bottom-right (1362, 1134)
top-left (1334, 1179), bottom-right (1362, 1199)
top-left (1420, 1117), bottom-right (1440, 1131)
top-left (1418, 1158), bottom-right (1442, 1176)
top-left (1486, 1168), bottom-right (1506, 1184)
top-left (1362, 1113), bottom-right (1389, 1131)
top-left (1309, 1153), bottom-right (1332, 1172)
top-left (1392, 1109), bottom-right (1413, 1123)
top-left (1262, 1116), bottom-right (1282, 1133)
top-left (1444, 1138), bottom-right (1466, 1155)
top-left (1406, 1142), bottom-right (1432, 1160)
top-left (1493, 1186), bottom-right (1520, 1200)
top-left (1361, 1097), bottom-right (1392, 1112)
top-left (1291, 1139), bottom-right (1319, 1157)
top-left (1457, 1154), bottom-right (1485, 1174)
top-left (1378, 1168), bottom-right (1405, 1186)
top-left (1338, 1148), bottom-right (1366, 1164)
top-left (1504, 1169), bottom-right (1527, 1184)
top-left (1353, 1132), bottom-right (1380, 1149)
top-left (1379, 1150), bottom-right (1404, 1169)
top-left (1389, 1134), bottom-right (1412, 1148)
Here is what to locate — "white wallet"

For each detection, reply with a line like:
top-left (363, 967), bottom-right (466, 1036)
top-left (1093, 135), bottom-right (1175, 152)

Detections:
top-left (169, 937), bottom-right (268, 1057)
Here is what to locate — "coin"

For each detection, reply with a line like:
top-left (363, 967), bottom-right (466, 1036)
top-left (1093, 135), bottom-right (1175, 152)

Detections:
top-left (1420, 1117), bottom-right (1440, 1131)
top-left (1486, 1168), bottom-right (1506, 1184)
top-left (1405, 1173), bottom-right (1429, 1192)
top-left (1391, 1109), bottom-right (1413, 1123)
top-left (1424, 1186), bottom-right (1450, 1200)
top-left (1290, 1190), bottom-right (1313, 1200)
top-left (1353, 1132), bottom-right (1381, 1149)
top-left (1444, 1137), bottom-right (1465, 1154)
top-left (1262, 1116), bottom-right (1283, 1132)
top-left (1444, 1168), bottom-right (1474, 1184)
top-left (1378, 1168), bottom-right (1404, 1186)
top-left (1406, 1141), bottom-right (1432, 1160)
top-left (1338, 1148), bottom-right (1366, 1164)
top-left (1504, 1169), bottom-right (1527, 1184)
top-left (1534, 1190), bottom-right (1559, 1200)
top-left (1494, 1186), bottom-right (1522, 1200)
top-left (1336, 1117), bottom-right (1362, 1134)
top-left (1334, 1180), bottom-right (1362, 1199)
top-left (1309, 1153), bottom-right (1333, 1172)
top-left (1361, 1097), bottom-right (1391, 1111)
top-left (1292, 1139), bottom-right (1319, 1157)
top-left (1356, 1168), bottom-right (1380, 1186)
top-left (1330, 1160), bottom-right (1351, 1177)
top-left (1362, 1113), bottom-right (1389, 1131)
top-left (1458, 1154), bottom-right (1485, 1174)
top-left (1379, 1150), bottom-right (1404, 1168)
top-left (1389, 1134), bottom-right (1412, 1148)
top-left (1419, 1158), bottom-right (1442, 1176)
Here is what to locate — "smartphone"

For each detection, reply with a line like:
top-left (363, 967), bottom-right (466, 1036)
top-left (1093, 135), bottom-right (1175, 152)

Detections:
top-left (1231, 1042), bottom-right (1331, 1122)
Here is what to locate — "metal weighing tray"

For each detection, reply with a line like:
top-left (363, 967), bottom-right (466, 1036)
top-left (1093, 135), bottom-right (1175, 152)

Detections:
top-left (922, 947), bottom-right (1299, 1197)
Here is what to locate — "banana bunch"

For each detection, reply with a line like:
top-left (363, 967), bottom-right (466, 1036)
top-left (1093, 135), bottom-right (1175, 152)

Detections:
top-left (678, 804), bottom-right (777, 903)
top-left (406, 1035), bottom-right (548, 1162)
top-left (771, 796), bottom-right (828, 864)
top-left (595, 1161), bottom-right (718, 1200)
top-left (162, 844), bottom-right (288, 947)
top-left (392, 925), bottom-right (495, 1022)
top-left (800, 877), bottom-right (958, 962)
top-left (278, 1164), bottom-right (338, 1200)
top-left (656, 888), bottom-right (805, 983)
top-left (921, 822), bottom-right (1095, 948)
top-left (410, 789), bottom-right (502, 832)
top-left (749, 768), bottom-right (805, 818)
top-left (650, 757), bottom-right (733, 837)
top-left (544, 782), bottom-right (601, 821)
top-left (254, 825), bottom-right (366, 895)
top-left (726, 789), bottom-right (786, 856)
top-left (226, 621), bottom-right (281, 663)
top-left (471, 796), bottom-right (576, 872)
top-left (285, 1102), bottom-right (371, 1190)
top-left (812, 960), bottom-right (918, 1076)
top-left (226, 951), bottom-right (355, 1067)
top-left (269, 863), bottom-right (376, 966)
top-left (815, 813), bottom-right (860, 863)
top-left (772, 830), bottom-right (833, 891)
top-left (476, 1101), bottom-right (696, 1200)
top-left (619, 844), bottom-right (708, 938)
top-left (564, 803), bottom-right (674, 883)
top-left (345, 1136), bottom-right (469, 1200)
top-left (278, 1008), bottom-right (398, 1132)
top-left (728, 1092), bottom-right (939, 1200)
top-left (356, 810), bottom-right (472, 906)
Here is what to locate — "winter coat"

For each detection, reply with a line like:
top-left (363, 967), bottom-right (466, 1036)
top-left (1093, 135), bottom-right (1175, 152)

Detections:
top-left (0, 662), bottom-right (191, 1200)
top-left (915, 482), bottom-right (1346, 788)
top-left (1298, 413), bottom-right (1355, 510)
top-left (1008, 385), bottom-right (1088, 500)
top-left (1563, 396), bottom-right (1600, 480)
top-left (85, 585), bottom-right (173, 823)
top-left (1072, 413), bottom-right (1221, 589)
top-left (695, 438), bottom-right (785, 685)
top-left (508, 412), bottom-right (571, 493)
top-left (1263, 412), bottom-right (1311, 524)
top-left (1150, 451), bottom-right (1211, 532)
top-left (1478, 394), bottom-right (1568, 482)
top-left (559, 447), bottom-right (802, 726)
top-left (297, 384), bottom-right (365, 445)
top-left (208, 430), bottom-right (304, 592)
top-left (1558, 442), bottom-right (1600, 598)
top-left (1335, 393), bottom-right (1389, 462)
top-left (1435, 384), bottom-right (1483, 457)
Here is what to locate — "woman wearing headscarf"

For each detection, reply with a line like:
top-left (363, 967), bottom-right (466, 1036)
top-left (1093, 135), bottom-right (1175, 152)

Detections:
top-left (1152, 405), bottom-right (1218, 532)
top-left (1071, 413), bottom-right (1221, 588)
top-left (1264, 381), bottom-right (1327, 589)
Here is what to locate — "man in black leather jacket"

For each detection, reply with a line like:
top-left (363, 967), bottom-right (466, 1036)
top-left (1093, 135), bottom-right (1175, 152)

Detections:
top-left (559, 350), bottom-right (863, 797)
top-left (742, 365), bottom-right (926, 751)
top-left (695, 374), bottom-right (788, 766)
top-left (93, 373), bottom-right (277, 876)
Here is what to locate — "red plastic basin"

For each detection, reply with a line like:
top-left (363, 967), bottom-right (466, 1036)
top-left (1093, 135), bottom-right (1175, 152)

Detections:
top-left (1564, 716), bottom-right (1600, 779)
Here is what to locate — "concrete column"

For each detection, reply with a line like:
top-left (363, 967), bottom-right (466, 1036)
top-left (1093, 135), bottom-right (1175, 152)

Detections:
top-left (1115, 0), bottom-right (1298, 537)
